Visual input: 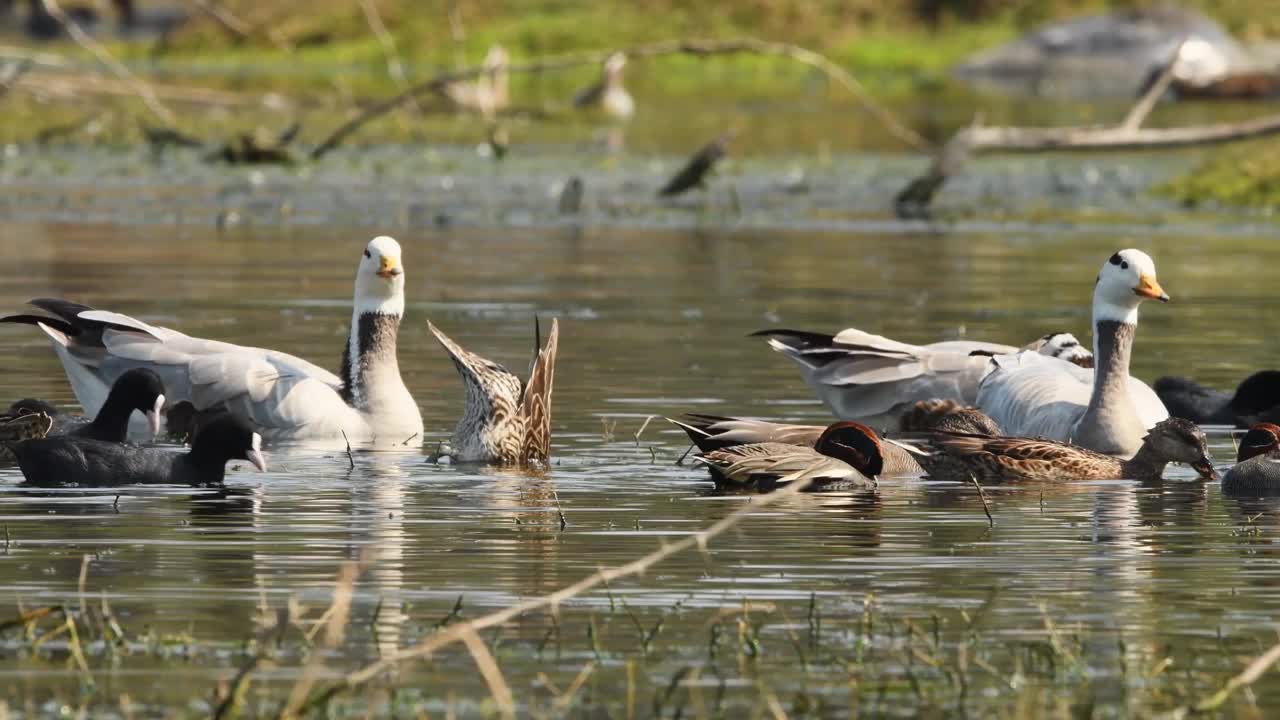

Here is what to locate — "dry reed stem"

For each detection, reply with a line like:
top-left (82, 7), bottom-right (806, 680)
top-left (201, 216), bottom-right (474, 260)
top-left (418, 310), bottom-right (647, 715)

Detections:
top-left (1123, 39), bottom-right (1185, 131)
top-left (312, 38), bottom-right (927, 159)
top-left (458, 626), bottom-right (516, 720)
top-left (279, 555), bottom-right (366, 718)
top-left (332, 475), bottom-right (818, 692)
top-left (357, 0), bottom-right (418, 112)
top-left (37, 0), bottom-right (177, 124)
top-left (1158, 639), bottom-right (1280, 718)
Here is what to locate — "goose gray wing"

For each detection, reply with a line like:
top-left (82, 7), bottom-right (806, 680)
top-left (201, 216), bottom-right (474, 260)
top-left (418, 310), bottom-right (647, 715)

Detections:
top-left (5, 302), bottom-right (359, 439)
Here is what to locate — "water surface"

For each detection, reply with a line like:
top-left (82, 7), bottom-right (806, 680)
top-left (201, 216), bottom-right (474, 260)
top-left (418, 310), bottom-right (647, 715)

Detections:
top-left (1, 222), bottom-right (1279, 716)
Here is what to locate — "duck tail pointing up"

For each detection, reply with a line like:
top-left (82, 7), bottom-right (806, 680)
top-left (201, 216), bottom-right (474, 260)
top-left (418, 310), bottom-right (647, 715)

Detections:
top-left (520, 317), bottom-right (559, 465)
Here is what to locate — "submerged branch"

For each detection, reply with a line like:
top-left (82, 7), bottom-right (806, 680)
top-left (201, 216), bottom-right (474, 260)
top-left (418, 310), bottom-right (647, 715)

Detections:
top-left (312, 38), bottom-right (928, 159)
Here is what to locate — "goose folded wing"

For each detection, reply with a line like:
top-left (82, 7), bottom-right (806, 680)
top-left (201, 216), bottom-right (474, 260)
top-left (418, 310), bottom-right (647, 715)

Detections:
top-left (92, 328), bottom-right (353, 433)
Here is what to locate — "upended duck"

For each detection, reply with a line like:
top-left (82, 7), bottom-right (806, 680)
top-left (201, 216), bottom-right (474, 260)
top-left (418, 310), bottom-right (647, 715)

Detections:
top-left (428, 318), bottom-right (558, 466)
top-left (1221, 423), bottom-right (1280, 496)
top-left (756, 328), bottom-right (1094, 430)
top-left (669, 399), bottom-right (999, 478)
top-left (8, 368), bottom-right (165, 442)
top-left (908, 417), bottom-right (1215, 484)
top-left (1154, 371), bottom-right (1280, 428)
top-left (693, 421), bottom-right (884, 490)
top-left (0, 236), bottom-right (423, 443)
top-left (976, 250), bottom-right (1170, 456)
top-left (8, 413), bottom-right (266, 487)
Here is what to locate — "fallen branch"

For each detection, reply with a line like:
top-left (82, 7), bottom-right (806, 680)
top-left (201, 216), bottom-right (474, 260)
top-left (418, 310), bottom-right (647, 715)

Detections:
top-left (18, 74), bottom-right (274, 108)
top-left (38, 0), bottom-right (176, 124)
top-left (296, 474), bottom-right (818, 703)
top-left (896, 99), bottom-right (1280, 216)
top-left (312, 38), bottom-right (928, 159)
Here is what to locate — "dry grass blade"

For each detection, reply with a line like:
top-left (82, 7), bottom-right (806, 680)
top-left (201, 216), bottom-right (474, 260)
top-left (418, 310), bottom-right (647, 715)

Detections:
top-left (335, 475), bottom-right (819, 690)
top-left (279, 556), bottom-right (365, 719)
top-left (459, 626), bottom-right (516, 720)
top-left (1158, 640), bottom-right (1280, 718)
top-left (357, 0), bottom-right (418, 112)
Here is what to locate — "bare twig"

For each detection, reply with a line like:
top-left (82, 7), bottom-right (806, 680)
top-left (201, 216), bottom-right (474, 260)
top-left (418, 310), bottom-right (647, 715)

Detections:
top-left (340, 430), bottom-right (355, 470)
top-left (969, 474), bottom-right (993, 528)
top-left (357, 0), bottom-right (418, 112)
top-left (188, 0), bottom-right (251, 42)
top-left (0, 59), bottom-right (31, 100)
top-left (37, 0), bottom-right (176, 124)
top-left (1124, 38), bottom-right (1186, 131)
top-left (312, 38), bottom-right (928, 159)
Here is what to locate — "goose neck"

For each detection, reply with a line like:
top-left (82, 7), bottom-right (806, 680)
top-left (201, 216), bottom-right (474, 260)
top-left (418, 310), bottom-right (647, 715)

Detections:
top-left (1087, 319), bottom-right (1135, 414)
top-left (341, 312), bottom-right (404, 409)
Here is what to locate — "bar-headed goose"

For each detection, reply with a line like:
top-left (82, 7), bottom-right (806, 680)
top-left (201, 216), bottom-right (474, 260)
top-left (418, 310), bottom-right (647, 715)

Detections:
top-left (754, 327), bottom-right (1092, 430)
top-left (428, 318), bottom-right (558, 467)
top-left (975, 249), bottom-right (1169, 456)
top-left (0, 236), bottom-right (423, 444)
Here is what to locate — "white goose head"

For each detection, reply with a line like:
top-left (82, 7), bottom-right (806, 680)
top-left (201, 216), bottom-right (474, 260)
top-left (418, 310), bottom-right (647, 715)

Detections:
top-left (353, 235), bottom-right (405, 318)
top-left (1093, 248), bottom-right (1168, 325)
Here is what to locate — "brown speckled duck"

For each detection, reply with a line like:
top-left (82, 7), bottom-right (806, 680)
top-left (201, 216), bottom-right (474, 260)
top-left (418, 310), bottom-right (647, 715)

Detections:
top-left (898, 399), bottom-right (1002, 435)
top-left (0, 410), bottom-right (53, 461)
top-left (694, 421), bottom-right (884, 490)
top-left (1221, 423), bottom-right (1280, 496)
top-left (429, 318), bottom-right (558, 467)
top-left (909, 417), bottom-right (1215, 484)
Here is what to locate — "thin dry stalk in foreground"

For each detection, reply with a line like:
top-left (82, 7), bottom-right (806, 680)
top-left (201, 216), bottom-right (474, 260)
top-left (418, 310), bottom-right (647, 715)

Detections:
top-left (292, 474), bottom-right (818, 707)
top-left (311, 38), bottom-right (927, 159)
top-left (1159, 639), bottom-right (1280, 719)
